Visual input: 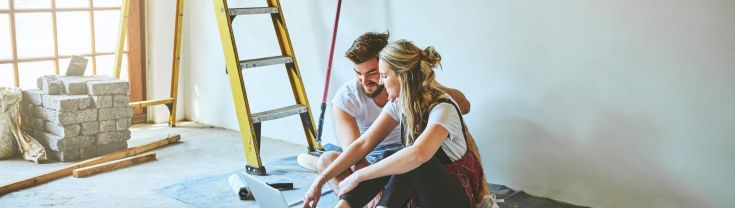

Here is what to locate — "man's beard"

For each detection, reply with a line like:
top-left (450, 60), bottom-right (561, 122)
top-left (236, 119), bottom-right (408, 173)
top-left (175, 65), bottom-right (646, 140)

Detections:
top-left (359, 82), bottom-right (385, 98)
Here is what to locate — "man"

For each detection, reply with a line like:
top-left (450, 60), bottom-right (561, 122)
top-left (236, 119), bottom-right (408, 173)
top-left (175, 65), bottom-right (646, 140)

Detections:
top-left (315, 31), bottom-right (473, 206)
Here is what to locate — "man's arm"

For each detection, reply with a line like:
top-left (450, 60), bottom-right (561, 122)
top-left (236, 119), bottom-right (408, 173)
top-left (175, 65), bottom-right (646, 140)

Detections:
top-left (436, 83), bottom-right (471, 115)
top-left (332, 106), bottom-right (361, 148)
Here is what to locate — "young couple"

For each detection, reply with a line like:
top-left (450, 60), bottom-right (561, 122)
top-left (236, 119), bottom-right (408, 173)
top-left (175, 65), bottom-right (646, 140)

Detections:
top-left (303, 32), bottom-right (497, 208)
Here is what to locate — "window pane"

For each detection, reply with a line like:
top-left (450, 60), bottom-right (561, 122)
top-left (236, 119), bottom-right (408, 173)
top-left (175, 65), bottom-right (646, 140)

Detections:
top-left (14, 0), bottom-right (50, 9)
top-left (57, 12), bottom-right (92, 56)
top-left (0, 64), bottom-right (13, 87)
top-left (0, 14), bottom-right (11, 60)
top-left (93, 0), bottom-right (120, 8)
top-left (15, 13), bottom-right (54, 58)
top-left (18, 61), bottom-right (54, 89)
top-left (0, 0), bottom-right (8, 10)
top-left (95, 54), bottom-right (127, 80)
top-left (56, 0), bottom-right (88, 8)
top-left (94, 10), bottom-right (120, 52)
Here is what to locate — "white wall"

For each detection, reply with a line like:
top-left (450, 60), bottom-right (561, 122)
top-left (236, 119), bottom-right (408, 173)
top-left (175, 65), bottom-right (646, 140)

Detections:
top-left (148, 0), bottom-right (735, 207)
top-left (145, 0), bottom-right (186, 123)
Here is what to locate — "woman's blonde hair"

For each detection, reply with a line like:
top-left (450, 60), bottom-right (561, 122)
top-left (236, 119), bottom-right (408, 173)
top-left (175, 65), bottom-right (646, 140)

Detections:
top-left (379, 40), bottom-right (444, 145)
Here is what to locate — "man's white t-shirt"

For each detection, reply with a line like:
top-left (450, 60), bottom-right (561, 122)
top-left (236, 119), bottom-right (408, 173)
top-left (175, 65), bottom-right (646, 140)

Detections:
top-left (382, 95), bottom-right (468, 162)
top-left (332, 79), bottom-right (402, 147)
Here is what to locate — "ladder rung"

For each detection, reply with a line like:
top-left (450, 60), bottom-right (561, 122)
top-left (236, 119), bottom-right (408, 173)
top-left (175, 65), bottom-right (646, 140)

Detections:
top-left (228, 7), bottom-right (279, 16)
top-left (129, 98), bottom-right (174, 108)
top-left (239, 56), bottom-right (293, 69)
top-left (251, 104), bottom-right (307, 123)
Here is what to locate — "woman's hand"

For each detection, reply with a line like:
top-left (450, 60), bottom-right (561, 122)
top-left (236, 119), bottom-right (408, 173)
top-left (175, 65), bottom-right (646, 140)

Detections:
top-left (338, 170), bottom-right (364, 196)
top-left (302, 176), bottom-right (326, 208)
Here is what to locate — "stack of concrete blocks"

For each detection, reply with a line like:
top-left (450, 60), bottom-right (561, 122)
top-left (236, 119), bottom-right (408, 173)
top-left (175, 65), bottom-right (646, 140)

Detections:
top-left (20, 75), bottom-right (132, 162)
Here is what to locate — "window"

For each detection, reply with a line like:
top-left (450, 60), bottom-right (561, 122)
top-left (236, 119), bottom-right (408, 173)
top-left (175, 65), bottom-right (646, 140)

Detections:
top-left (0, 0), bottom-right (129, 88)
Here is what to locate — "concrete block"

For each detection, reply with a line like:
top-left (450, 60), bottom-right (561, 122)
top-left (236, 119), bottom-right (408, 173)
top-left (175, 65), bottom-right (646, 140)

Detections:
top-left (91, 75), bottom-right (115, 81)
top-left (29, 117), bottom-right (44, 130)
top-left (97, 129), bottom-right (131, 145)
top-left (113, 95), bottom-right (129, 107)
top-left (41, 108), bottom-right (56, 122)
top-left (96, 141), bottom-right (127, 156)
top-left (91, 96), bottom-right (112, 108)
top-left (38, 133), bottom-right (95, 152)
top-left (36, 131), bottom-right (64, 151)
top-left (46, 108), bottom-right (98, 125)
top-left (80, 145), bottom-right (99, 159)
top-left (99, 120), bottom-right (116, 132)
top-left (81, 121), bottom-right (99, 135)
top-left (37, 75), bottom-right (62, 95)
top-left (22, 89), bottom-right (45, 105)
top-left (45, 122), bottom-right (81, 137)
top-left (65, 55), bottom-right (88, 76)
top-left (20, 104), bottom-right (29, 116)
top-left (58, 76), bottom-right (89, 95)
top-left (86, 80), bottom-right (129, 95)
top-left (51, 149), bottom-right (81, 162)
top-left (33, 105), bottom-right (45, 118)
top-left (77, 96), bottom-right (92, 110)
top-left (98, 107), bottom-right (132, 121)
top-left (116, 118), bottom-right (131, 131)
top-left (43, 95), bottom-right (91, 112)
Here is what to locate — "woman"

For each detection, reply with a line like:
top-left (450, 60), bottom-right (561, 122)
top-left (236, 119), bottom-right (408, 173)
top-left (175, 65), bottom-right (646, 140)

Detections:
top-left (303, 40), bottom-right (491, 208)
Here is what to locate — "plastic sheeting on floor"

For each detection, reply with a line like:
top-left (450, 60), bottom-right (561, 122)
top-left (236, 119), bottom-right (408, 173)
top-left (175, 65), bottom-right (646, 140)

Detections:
top-left (156, 156), bottom-right (587, 208)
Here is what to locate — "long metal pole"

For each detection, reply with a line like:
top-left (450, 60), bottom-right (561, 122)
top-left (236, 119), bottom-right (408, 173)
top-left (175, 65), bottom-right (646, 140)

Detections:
top-left (316, 0), bottom-right (343, 142)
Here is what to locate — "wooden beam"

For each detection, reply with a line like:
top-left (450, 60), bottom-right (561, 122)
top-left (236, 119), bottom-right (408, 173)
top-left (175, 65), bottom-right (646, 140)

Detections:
top-left (72, 152), bottom-right (156, 178)
top-left (0, 134), bottom-right (180, 196)
top-left (128, 0), bottom-right (147, 124)
top-left (129, 98), bottom-right (174, 108)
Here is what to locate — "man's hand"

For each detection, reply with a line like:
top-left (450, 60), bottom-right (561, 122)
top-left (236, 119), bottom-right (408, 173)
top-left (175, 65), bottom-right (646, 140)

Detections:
top-left (435, 83), bottom-right (471, 114)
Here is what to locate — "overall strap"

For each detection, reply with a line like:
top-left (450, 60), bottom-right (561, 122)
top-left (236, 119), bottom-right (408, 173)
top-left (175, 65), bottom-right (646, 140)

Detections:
top-left (400, 98), bottom-right (467, 164)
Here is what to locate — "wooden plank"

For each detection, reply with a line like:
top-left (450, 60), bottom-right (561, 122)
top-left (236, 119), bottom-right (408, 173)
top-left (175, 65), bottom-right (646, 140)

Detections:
top-left (72, 152), bottom-right (156, 178)
top-left (128, 0), bottom-right (147, 124)
top-left (0, 134), bottom-right (180, 196)
top-left (129, 98), bottom-right (174, 108)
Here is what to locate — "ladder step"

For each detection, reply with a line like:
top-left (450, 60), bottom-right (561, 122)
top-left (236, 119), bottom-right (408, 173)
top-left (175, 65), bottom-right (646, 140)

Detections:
top-left (228, 7), bottom-right (279, 16)
top-left (251, 104), bottom-right (308, 123)
top-left (239, 56), bottom-right (293, 69)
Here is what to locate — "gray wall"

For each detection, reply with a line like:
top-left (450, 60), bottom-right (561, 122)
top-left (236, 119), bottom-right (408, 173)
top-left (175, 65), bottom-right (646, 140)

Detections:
top-left (146, 0), bottom-right (735, 207)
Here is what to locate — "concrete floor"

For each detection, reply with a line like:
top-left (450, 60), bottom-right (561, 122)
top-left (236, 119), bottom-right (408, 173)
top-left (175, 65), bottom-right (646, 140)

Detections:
top-left (0, 121), bottom-right (310, 207)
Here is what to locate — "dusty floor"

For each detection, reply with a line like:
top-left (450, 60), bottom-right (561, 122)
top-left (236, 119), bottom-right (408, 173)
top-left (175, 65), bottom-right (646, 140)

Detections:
top-left (0, 121), bottom-right (311, 207)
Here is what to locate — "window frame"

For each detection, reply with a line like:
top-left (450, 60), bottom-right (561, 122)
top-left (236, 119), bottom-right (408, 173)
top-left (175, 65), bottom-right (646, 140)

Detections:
top-left (0, 0), bottom-right (129, 87)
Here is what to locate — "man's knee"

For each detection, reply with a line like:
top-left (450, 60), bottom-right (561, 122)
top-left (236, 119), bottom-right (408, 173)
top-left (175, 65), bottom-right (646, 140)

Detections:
top-left (317, 151), bottom-right (341, 173)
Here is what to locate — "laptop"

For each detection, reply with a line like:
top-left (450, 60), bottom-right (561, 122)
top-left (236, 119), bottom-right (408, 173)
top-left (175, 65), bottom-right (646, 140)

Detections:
top-left (241, 173), bottom-right (296, 208)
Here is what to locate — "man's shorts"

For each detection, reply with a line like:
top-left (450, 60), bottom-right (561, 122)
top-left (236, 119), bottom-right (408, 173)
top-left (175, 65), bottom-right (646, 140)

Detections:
top-left (323, 143), bottom-right (404, 164)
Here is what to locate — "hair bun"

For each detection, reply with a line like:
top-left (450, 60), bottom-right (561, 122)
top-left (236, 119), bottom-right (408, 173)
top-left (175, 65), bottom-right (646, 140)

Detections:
top-left (422, 46), bottom-right (441, 68)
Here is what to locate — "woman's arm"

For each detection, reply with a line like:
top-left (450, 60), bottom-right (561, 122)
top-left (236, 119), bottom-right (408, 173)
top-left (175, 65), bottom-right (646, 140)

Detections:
top-left (304, 112), bottom-right (399, 207)
top-left (349, 123), bottom-right (448, 183)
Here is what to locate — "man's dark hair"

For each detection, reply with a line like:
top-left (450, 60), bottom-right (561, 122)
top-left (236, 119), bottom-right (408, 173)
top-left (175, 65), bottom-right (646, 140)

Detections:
top-left (345, 31), bottom-right (389, 64)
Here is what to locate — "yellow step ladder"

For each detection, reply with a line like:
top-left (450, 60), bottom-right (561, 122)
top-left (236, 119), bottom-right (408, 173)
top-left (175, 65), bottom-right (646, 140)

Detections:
top-left (114, 0), bottom-right (183, 127)
top-left (213, 0), bottom-right (324, 175)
